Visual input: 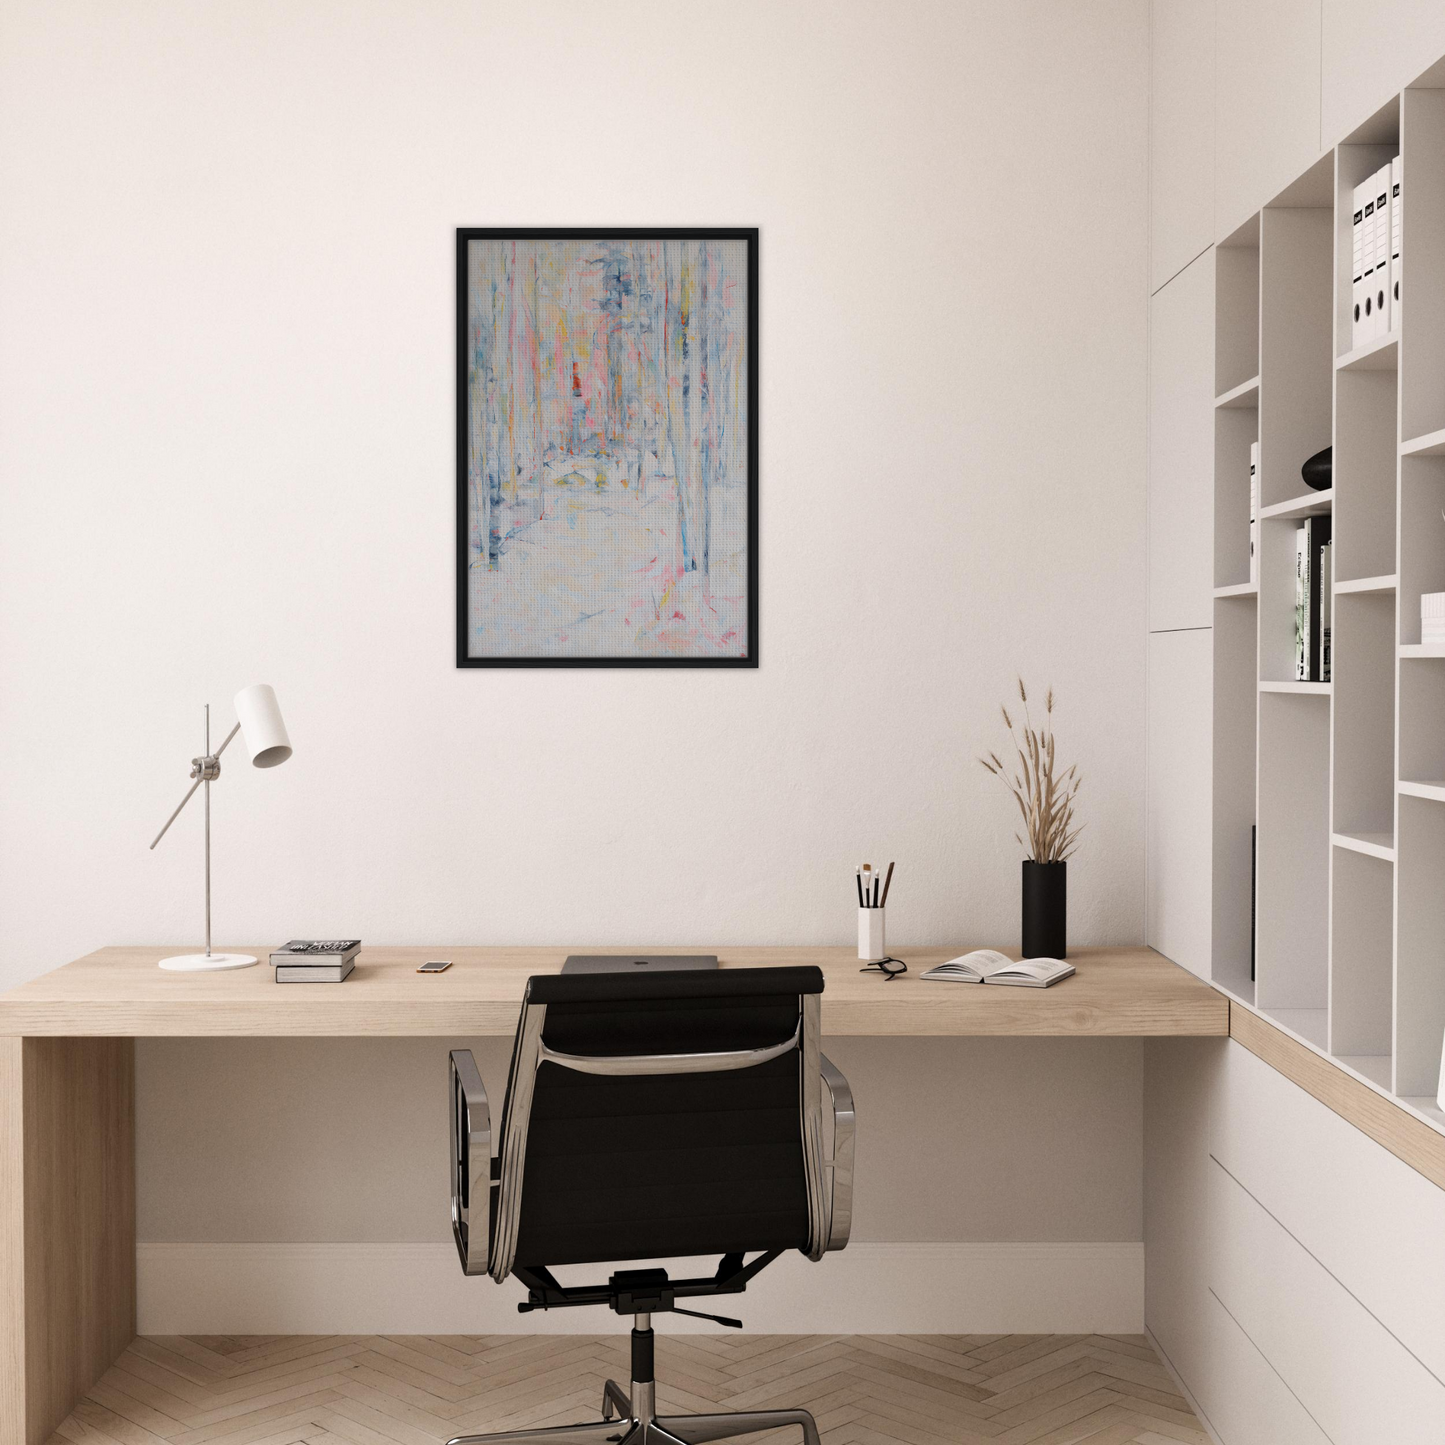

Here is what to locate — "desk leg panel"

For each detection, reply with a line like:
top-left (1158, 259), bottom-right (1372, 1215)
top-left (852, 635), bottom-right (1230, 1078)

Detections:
top-left (0, 1037), bottom-right (136, 1445)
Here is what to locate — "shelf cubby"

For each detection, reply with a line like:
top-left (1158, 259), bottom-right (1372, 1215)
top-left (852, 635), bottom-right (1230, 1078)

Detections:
top-left (1334, 370), bottom-right (1397, 581)
top-left (1332, 591), bottom-right (1396, 837)
top-left (1255, 692), bottom-right (1330, 1017)
top-left (1258, 187), bottom-right (1332, 511)
top-left (1216, 216), bottom-right (1260, 398)
top-left (1214, 403), bottom-right (1257, 589)
top-left (1329, 847), bottom-right (1393, 1066)
top-left (1336, 132), bottom-right (1399, 362)
top-left (1396, 794), bottom-right (1445, 1097)
top-left (1401, 86), bottom-right (1445, 444)
top-left (1398, 653), bottom-right (1445, 786)
top-left (1211, 593), bottom-right (1259, 1003)
top-left (1398, 454), bottom-right (1445, 644)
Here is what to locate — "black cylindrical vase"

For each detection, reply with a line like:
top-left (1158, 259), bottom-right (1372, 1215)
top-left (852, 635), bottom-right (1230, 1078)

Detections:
top-left (1022, 860), bottom-right (1067, 958)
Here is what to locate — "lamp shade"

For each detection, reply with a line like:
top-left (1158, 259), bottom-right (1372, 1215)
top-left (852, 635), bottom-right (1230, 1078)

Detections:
top-left (233, 684), bottom-right (292, 768)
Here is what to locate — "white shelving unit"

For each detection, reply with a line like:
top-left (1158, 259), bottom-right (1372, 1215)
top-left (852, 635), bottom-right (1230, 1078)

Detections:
top-left (1212, 80), bottom-right (1445, 1133)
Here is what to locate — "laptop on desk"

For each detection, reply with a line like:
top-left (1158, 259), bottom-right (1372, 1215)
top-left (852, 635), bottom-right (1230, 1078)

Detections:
top-left (561, 954), bottom-right (719, 974)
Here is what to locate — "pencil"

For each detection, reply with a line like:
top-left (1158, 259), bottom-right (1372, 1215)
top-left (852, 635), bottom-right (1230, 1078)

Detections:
top-left (855, 869), bottom-right (865, 908)
top-left (880, 860), bottom-right (895, 907)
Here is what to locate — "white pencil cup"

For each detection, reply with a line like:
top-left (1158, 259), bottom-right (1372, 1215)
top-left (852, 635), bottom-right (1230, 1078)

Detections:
top-left (858, 907), bottom-right (886, 962)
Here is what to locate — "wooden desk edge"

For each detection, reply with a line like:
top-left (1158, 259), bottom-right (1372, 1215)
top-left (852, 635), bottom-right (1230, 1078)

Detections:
top-left (0, 944), bottom-right (1228, 1038)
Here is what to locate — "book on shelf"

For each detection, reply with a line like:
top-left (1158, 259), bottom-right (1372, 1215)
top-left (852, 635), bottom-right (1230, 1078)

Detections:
top-left (275, 958), bottom-right (355, 983)
top-left (1320, 538), bottom-right (1332, 682)
top-left (920, 950), bottom-right (1074, 988)
top-left (1293, 517), bottom-right (1332, 681)
top-left (1249, 441), bottom-right (1259, 585)
top-left (1295, 526), bottom-right (1308, 679)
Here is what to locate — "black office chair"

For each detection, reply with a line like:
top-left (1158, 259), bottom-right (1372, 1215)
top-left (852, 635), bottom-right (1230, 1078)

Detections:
top-left (446, 965), bottom-right (855, 1445)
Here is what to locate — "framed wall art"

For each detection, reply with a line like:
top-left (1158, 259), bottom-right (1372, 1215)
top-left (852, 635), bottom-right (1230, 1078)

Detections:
top-left (456, 228), bottom-right (758, 667)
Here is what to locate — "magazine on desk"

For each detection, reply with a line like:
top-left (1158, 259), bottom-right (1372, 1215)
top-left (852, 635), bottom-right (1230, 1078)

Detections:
top-left (920, 950), bottom-right (1074, 987)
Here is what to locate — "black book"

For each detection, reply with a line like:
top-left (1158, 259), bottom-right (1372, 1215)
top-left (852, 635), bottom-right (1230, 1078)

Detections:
top-left (1250, 824), bottom-right (1257, 984)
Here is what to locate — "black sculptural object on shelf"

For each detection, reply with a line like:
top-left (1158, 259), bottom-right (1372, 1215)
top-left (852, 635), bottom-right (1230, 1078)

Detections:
top-left (1302, 444), bottom-right (1332, 491)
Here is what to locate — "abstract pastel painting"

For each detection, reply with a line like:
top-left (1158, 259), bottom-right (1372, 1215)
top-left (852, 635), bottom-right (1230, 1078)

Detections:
top-left (456, 228), bottom-right (758, 667)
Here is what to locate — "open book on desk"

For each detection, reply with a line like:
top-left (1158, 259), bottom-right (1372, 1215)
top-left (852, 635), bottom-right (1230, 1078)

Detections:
top-left (920, 950), bottom-right (1075, 988)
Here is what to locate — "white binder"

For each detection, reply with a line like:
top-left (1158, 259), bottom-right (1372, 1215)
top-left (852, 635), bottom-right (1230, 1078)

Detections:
top-left (1351, 179), bottom-right (1369, 349)
top-left (1391, 154), bottom-right (1402, 333)
top-left (1373, 164), bottom-right (1391, 341)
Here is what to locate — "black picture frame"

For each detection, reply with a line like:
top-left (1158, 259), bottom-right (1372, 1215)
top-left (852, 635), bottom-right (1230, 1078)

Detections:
top-left (455, 227), bottom-right (759, 668)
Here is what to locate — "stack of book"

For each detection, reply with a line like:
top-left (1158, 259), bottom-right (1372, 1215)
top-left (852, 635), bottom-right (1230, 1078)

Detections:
top-left (1294, 517), bottom-right (1332, 682)
top-left (1423, 592), bottom-right (1445, 646)
top-left (1352, 156), bottom-right (1401, 347)
top-left (270, 939), bottom-right (361, 982)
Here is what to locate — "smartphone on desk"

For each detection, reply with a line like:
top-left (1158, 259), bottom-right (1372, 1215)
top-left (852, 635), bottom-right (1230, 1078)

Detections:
top-left (417, 959), bottom-right (452, 973)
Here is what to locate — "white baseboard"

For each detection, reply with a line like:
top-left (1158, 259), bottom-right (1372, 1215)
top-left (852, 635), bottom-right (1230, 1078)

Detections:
top-left (137, 1241), bottom-right (1143, 1335)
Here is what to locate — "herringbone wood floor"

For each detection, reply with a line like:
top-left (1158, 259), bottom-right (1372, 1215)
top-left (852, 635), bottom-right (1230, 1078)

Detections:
top-left (49, 1334), bottom-right (1209, 1445)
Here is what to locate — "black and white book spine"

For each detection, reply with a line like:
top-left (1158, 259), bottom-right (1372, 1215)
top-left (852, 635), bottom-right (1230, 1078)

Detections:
top-left (1295, 525), bottom-right (1309, 680)
top-left (1305, 515), bottom-right (1332, 681)
top-left (1362, 179), bottom-right (1378, 343)
top-left (1249, 441), bottom-right (1259, 585)
top-left (1320, 538), bottom-right (1333, 682)
top-left (1352, 179), bottom-right (1367, 349)
top-left (1391, 154), bottom-right (1402, 331)
top-left (1373, 164), bottom-right (1391, 342)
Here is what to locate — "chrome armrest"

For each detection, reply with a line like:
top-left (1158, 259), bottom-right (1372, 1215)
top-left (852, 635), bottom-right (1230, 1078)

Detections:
top-left (449, 1049), bottom-right (492, 1276)
top-left (537, 1022), bottom-right (799, 1076)
top-left (819, 1052), bottom-right (854, 1251)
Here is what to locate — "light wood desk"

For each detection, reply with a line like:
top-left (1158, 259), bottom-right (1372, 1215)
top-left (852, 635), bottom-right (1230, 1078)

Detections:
top-left (0, 944), bottom-right (1224, 1445)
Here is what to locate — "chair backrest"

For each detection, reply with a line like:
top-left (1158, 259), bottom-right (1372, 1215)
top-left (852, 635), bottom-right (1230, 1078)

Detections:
top-left (488, 966), bottom-right (828, 1280)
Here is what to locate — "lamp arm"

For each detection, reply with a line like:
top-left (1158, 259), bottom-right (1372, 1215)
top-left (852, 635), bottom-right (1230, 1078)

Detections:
top-left (148, 722), bottom-right (241, 850)
top-left (213, 721), bottom-right (242, 759)
top-left (149, 777), bottom-right (203, 850)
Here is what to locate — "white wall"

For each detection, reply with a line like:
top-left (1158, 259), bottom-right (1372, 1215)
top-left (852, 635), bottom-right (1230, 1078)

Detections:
top-left (0, 0), bottom-right (1150, 980)
top-left (0, 0), bottom-right (1151, 1322)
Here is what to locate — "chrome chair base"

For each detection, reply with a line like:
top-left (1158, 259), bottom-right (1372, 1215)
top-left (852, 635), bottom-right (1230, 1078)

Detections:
top-left (446, 1379), bottom-right (822, 1445)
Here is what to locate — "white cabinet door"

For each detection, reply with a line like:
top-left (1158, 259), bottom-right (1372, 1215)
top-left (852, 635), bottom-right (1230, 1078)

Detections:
top-left (1149, 251), bottom-right (1215, 632)
top-left (1215, 0), bottom-right (1323, 237)
top-left (1147, 629), bottom-right (1213, 978)
top-left (1150, 0), bottom-right (1215, 292)
top-left (1214, 1039), bottom-right (1445, 1384)
top-left (1197, 1290), bottom-right (1332, 1445)
top-left (1211, 1156), bottom-right (1445, 1443)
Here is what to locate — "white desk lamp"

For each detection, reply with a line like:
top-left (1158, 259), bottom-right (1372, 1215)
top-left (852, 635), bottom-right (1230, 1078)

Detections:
top-left (149, 683), bottom-right (292, 972)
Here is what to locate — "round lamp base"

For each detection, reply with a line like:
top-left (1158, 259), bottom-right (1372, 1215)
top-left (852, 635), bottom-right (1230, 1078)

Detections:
top-left (158, 952), bottom-right (258, 972)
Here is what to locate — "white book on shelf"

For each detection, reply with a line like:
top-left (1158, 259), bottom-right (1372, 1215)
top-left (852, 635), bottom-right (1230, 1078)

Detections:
top-left (1373, 164), bottom-right (1392, 341)
top-left (1364, 177), bottom-right (1379, 342)
top-left (1351, 178), bottom-right (1368, 349)
top-left (1295, 525), bottom-right (1308, 680)
top-left (1249, 440), bottom-right (1259, 585)
top-left (1352, 177), bottom-right (1364, 349)
top-left (1391, 154), bottom-right (1402, 332)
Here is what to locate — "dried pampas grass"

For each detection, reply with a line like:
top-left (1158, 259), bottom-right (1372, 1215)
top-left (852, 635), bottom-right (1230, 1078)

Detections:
top-left (979, 678), bottom-right (1083, 863)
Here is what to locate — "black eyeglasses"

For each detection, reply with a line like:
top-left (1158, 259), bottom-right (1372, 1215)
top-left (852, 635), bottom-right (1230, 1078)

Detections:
top-left (859, 956), bottom-right (908, 981)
